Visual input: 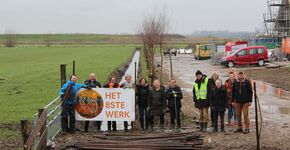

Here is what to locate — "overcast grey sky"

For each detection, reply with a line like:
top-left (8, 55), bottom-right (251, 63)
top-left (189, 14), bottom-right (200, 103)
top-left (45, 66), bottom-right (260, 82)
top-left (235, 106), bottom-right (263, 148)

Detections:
top-left (0, 0), bottom-right (267, 34)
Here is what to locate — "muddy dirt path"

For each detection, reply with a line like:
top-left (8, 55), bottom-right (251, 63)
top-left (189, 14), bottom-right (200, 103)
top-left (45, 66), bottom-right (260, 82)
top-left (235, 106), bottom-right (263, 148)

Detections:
top-left (158, 54), bottom-right (290, 150)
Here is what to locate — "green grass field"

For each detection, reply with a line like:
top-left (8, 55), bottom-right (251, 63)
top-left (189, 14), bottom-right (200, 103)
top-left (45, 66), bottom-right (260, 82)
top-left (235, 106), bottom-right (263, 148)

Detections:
top-left (0, 44), bottom-right (137, 140)
top-left (0, 34), bottom-right (141, 44)
top-left (0, 34), bottom-right (190, 143)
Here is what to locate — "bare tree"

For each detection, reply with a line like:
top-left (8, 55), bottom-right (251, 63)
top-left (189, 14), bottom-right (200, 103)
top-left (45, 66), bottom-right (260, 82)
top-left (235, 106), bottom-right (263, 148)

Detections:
top-left (4, 30), bottom-right (16, 47)
top-left (138, 7), bottom-right (171, 84)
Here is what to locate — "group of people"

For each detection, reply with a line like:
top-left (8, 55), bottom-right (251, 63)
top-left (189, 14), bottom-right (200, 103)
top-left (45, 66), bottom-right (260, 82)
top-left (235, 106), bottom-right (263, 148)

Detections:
top-left (59, 73), bottom-right (134, 133)
top-left (59, 70), bottom-right (252, 134)
top-left (193, 70), bottom-right (252, 134)
top-left (136, 78), bottom-right (183, 130)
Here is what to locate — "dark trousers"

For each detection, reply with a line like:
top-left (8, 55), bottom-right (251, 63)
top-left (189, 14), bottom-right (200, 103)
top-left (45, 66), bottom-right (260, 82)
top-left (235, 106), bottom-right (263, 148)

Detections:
top-left (210, 108), bottom-right (214, 127)
top-left (124, 121), bottom-right (128, 131)
top-left (169, 106), bottom-right (181, 128)
top-left (149, 114), bottom-right (164, 127)
top-left (84, 121), bottom-right (102, 131)
top-left (107, 121), bottom-right (117, 131)
top-left (138, 105), bottom-right (148, 129)
top-left (213, 111), bottom-right (225, 130)
top-left (61, 104), bottom-right (76, 132)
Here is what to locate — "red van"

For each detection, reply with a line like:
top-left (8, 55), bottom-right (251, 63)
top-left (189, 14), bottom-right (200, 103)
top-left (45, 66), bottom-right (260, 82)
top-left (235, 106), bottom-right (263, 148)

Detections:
top-left (221, 46), bottom-right (269, 68)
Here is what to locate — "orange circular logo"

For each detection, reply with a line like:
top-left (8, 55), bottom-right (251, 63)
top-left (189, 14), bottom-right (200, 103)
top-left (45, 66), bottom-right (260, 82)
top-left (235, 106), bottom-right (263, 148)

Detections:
top-left (76, 89), bottom-right (103, 118)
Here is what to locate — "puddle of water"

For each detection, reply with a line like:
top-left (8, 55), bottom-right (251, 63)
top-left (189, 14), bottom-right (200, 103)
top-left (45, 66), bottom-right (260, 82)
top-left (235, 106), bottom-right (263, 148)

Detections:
top-left (261, 105), bottom-right (290, 115)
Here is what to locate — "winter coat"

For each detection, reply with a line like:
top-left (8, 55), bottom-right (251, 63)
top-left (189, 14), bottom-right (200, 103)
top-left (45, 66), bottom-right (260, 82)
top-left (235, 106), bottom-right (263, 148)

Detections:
top-left (224, 79), bottom-right (236, 106)
top-left (192, 75), bottom-right (210, 108)
top-left (166, 85), bottom-right (183, 108)
top-left (208, 78), bottom-right (217, 90)
top-left (84, 79), bottom-right (102, 88)
top-left (232, 79), bottom-right (253, 103)
top-left (147, 87), bottom-right (166, 116)
top-left (210, 86), bottom-right (228, 112)
top-left (121, 81), bottom-right (134, 89)
top-left (103, 83), bottom-right (121, 88)
top-left (59, 81), bottom-right (85, 105)
top-left (136, 84), bottom-right (149, 107)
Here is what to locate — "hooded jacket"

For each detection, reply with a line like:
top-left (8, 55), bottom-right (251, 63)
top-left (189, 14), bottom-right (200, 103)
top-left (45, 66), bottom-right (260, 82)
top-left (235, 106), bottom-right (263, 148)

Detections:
top-left (59, 81), bottom-right (85, 105)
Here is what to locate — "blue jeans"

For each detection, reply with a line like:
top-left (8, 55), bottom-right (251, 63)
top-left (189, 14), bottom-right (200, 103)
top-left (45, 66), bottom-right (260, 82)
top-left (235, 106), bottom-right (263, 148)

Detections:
top-left (227, 106), bottom-right (237, 123)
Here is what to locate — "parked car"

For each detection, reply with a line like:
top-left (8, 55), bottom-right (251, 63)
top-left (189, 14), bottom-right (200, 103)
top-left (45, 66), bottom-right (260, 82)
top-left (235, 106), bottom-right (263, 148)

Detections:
top-left (163, 49), bottom-right (177, 56)
top-left (221, 46), bottom-right (269, 68)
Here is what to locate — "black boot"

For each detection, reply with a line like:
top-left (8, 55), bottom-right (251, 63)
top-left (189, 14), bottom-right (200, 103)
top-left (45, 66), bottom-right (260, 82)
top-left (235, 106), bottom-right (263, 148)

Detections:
top-left (124, 121), bottom-right (128, 132)
top-left (84, 121), bottom-right (89, 132)
top-left (107, 121), bottom-right (111, 132)
top-left (112, 121), bottom-right (117, 131)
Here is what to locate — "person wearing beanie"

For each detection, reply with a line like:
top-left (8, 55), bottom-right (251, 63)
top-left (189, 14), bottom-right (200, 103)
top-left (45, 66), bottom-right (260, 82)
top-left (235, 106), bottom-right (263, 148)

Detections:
top-left (192, 70), bottom-right (210, 132)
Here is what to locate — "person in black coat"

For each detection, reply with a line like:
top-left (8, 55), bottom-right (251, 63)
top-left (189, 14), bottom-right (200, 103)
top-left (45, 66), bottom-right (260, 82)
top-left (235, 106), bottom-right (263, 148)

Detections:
top-left (83, 73), bottom-right (102, 132)
top-left (147, 79), bottom-right (166, 130)
top-left (166, 79), bottom-right (183, 129)
top-left (208, 72), bottom-right (219, 128)
top-left (210, 79), bottom-right (228, 132)
top-left (232, 72), bottom-right (253, 134)
top-left (136, 78), bottom-right (150, 130)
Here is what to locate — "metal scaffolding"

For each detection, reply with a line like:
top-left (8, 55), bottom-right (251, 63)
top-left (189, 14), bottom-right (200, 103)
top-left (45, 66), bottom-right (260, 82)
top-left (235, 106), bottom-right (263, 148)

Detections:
top-left (264, 0), bottom-right (290, 38)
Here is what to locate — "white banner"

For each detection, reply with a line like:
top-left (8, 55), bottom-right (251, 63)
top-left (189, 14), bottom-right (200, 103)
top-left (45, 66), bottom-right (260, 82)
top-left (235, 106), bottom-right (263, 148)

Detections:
top-left (75, 88), bottom-right (135, 121)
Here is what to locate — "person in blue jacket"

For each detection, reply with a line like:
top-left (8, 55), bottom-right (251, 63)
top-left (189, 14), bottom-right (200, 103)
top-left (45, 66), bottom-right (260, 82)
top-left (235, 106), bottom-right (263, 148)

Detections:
top-left (59, 74), bottom-right (85, 133)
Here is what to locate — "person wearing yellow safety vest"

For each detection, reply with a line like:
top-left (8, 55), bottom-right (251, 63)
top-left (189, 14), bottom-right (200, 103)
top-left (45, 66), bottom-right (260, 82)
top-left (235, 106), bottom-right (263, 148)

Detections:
top-left (193, 70), bottom-right (211, 132)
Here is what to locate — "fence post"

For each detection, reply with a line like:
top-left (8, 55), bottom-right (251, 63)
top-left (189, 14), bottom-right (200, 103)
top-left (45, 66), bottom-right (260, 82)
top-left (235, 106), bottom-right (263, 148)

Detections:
top-left (131, 62), bottom-right (137, 131)
top-left (37, 109), bottom-right (47, 150)
top-left (73, 60), bottom-right (75, 75)
top-left (60, 64), bottom-right (66, 87)
top-left (20, 120), bottom-right (30, 149)
top-left (254, 82), bottom-right (260, 150)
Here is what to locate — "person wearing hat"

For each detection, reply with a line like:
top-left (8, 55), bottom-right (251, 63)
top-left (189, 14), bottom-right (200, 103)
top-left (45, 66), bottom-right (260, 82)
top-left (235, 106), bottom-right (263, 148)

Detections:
top-left (232, 72), bottom-right (253, 134)
top-left (193, 70), bottom-right (210, 132)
